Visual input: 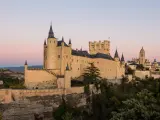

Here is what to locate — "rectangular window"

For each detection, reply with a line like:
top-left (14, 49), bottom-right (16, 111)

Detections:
top-left (58, 55), bottom-right (60, 58)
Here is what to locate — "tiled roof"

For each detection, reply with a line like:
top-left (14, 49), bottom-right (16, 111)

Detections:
top-left (72, 49), bottom-right (114, 60)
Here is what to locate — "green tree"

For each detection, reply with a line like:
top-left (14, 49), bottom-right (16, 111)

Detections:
top-left (110, 89), bottom-right (160, 120)
top-left (83, 63), bottom-right (101, 84)
top-left (62, 112), bottom-right (73, 120)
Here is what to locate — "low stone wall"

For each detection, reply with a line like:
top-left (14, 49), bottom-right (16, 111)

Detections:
top-left (0, 86), bottom-right (85, 103)
top-left (135, 70), bottom-right (151, 79)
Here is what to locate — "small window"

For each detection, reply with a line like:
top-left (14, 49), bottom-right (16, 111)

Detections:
top-left (77, 60), bottom-right (78, 62)
top-left (58, 55), bottom-right (60, 58)
top-left (78, 68), bottom-right (79, 70)
top-left (66, 55), bottom-right (68, 58)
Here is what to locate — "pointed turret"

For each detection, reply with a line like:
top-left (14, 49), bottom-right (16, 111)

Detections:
top-left (154, 59), bottom-right (157, 63)
top-left (66, 63), bottom-right (69, 70)
top-left (24, 60), bottom-right (28, 65)
top-left (69, 39), bottom-right (71, 44)
top-left (44, 39), bottom-right (46, 45)
top-left (140, 46), bottom-right (145, 52)
top-left (114, 49), bottom-right (119, 58)
top-left (69, 39), bottom-right (72, 47)
top-left (48, 24), bottom-right (54, 38)
top-left (121, 53), bottom-right (125, 62)
top-left (62, 36), bottom-right (64, 42)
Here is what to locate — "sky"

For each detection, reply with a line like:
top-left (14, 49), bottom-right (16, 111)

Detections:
top-left (0, 0), bottom-right (160, 67)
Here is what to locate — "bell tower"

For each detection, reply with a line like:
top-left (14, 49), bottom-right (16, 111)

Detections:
top-left (139, 47), bottom-right (145, 65)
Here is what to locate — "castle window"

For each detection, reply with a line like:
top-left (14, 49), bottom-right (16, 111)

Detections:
top-left (66, 55), bottom-right (68, 58)
top-left (78, 68), bottom-right (79, 70)
top-left (77, 60), bottom-right (78, 62)
top-left (58, 55), bottom-right (60, 58)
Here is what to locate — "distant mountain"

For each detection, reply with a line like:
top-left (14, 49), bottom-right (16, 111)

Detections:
top-left (1, 65), bottom-right (43, 73)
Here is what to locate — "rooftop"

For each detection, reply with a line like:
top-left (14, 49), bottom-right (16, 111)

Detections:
top-left (72, 49), bottom-right (114, 60)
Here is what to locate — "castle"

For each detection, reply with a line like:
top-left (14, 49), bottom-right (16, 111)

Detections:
top-left (24, 25), bottom-right (125, 89)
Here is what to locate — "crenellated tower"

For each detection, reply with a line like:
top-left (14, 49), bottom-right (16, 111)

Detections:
top-left (89, 40), bottom-right (110, 55)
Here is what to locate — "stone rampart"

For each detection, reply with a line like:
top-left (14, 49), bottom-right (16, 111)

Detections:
top-left (0, 86), bottom-right (85, 103)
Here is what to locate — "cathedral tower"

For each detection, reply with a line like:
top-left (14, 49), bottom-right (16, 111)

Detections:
top-left (139, 47), bottom-right (145, 65)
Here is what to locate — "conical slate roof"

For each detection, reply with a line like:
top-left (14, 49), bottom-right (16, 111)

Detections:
top-left (121, 53), bottom-right (125, 62)
top-left (48, 25), bottom-right (55, 38)
top-left (114, 49), bottom-right (119, 58)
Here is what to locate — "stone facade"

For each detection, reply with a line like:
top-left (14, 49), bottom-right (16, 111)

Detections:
top-left (24, 25), bottom-right (125, 89)
top-left (132, 47), bottom-right (151, 69)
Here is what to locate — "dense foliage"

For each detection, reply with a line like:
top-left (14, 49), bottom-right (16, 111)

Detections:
top-left (0, 75), bottom-right (25, 89)
top-left (53, 63), bottom-right (160, 120)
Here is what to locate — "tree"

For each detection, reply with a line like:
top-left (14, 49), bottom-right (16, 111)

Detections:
top-left (110, 89), bottom-right (160, 120)
top-left (136, 64), bottom-right (145, 71)
top-left (83, 63), bottom-right (101, 84)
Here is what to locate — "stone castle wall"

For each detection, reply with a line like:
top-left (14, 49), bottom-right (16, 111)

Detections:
top-left (25, 69), bottom-right (57, 89)
top-left (0, 86), bottom-right (85, 103)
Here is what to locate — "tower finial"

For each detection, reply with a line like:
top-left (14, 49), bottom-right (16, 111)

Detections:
top-left (114, 48), bottom-right (119, 58)
top-left (48, 24), bottom-right (54, 38)
top-left (66, 63), bottom-right (69, 70)
top-left (62, 36), bottom-right (64, 42)
top-left (69, 38), bottom-right (71, 44)
top-left (121, 53), bottom-right (125, 62)
top-left (25, 60), bottom-right (28, 65)
top-left (44, 39), bottom-right (46, 45)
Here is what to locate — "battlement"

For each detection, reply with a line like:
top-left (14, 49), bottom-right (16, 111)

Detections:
top-left (89, 40), bottom-right (110, 55)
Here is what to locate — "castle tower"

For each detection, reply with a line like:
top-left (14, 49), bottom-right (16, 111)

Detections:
top-left (139, 47), bottom-right (145, 65)
top-left (24, 60), bottom-right (28, 87)
top-left (64, 64), bottom-right (71, 89)
top-left (68, 39), bottom-right (72, 47)
top-left (89, 40), bottom-right (110, 55)
top-left (43, 39), bottom-right (47, 69)
top-left (121, 53), bottom-right (125, 65)
top-left (46, 24), bottom-right (58, 69)
top-left (114, 49), bottom-right (119, 62)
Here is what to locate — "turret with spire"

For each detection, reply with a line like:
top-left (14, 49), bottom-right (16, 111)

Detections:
top-left (121, 53), bottom-right (125, 62)
top-left (66, 63), bottom-right (69, 71)
top-left (114, 49), bottom-right (119, 62)
top-left (120, 53), bottom-right (125, 65)
top-left (68, 39), bottom-right (72, 47)
top-left (24, 60), bottom-right (28, 65)
top-left (48, 23), bottom-right (55, 38)
top-left (46, 23), bottom-right (58, 69)
top-left (24, 60), bottom-right (28, 71)
top-left (44, 39), bottom-right (46, 45)
top-left (61, 36), bottom-right (64, 46)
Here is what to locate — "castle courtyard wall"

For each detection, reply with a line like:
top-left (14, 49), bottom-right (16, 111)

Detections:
top-left (25, 69), bottom-right (57, 89)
